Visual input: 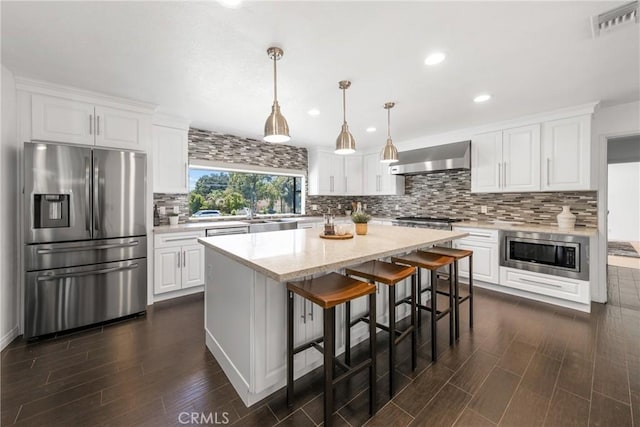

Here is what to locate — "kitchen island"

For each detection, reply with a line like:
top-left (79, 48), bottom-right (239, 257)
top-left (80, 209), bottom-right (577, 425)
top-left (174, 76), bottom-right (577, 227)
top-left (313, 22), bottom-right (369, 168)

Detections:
top-left (198, 225), bottom-right (468, 406)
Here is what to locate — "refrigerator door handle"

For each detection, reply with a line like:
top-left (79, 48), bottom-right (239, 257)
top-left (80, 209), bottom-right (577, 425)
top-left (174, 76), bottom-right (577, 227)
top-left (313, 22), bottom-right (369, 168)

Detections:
top-left (36, 241), bottom-right (140, 255)
top-left (93, 157), bottom-right (100, 231)
top-left (85, 157), bottom-right (91, 232)
top-left (36, 263), bottom-right (139, 281)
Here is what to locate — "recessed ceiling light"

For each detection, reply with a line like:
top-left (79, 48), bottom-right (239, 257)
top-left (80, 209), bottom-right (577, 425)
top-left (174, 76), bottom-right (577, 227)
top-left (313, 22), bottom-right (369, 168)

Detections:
top-left (217, 0), bottom-right (243, 8)
top-left (366, 127), bottom-right (377, 133)
top-left (424, 52), bottom-right (446, 66)
top-left (307, 109), bottom-right (320, 116)
top-left (474, 94), bottom-right (492, 103)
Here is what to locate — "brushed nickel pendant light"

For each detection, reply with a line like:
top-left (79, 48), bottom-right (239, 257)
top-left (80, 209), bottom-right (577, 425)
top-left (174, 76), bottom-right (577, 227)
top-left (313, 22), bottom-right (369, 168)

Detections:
top-left (380, 102), bottom-right (399, 163)
top-left (335, 80), bottom-right (356, 154)
top-left (264, 47), bottom-right (290, 143)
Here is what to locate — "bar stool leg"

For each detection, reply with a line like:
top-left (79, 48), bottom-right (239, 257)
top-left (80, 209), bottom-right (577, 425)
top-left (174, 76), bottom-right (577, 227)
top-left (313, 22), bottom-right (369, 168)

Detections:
top-left (469, 254), bottom-right (474, 329)
top-left (368, 292), bottom-right (377, 416)
top-left (448, 267), bottom-right (454, 346)
top-left (417, 268), bottom-right (423, 329)
top-left (454, 261), bottom-right (460, 340)
top-left (430, 269), bottom-right (438, 362)
top-left (411, 272), bottom-right (417, 371)
top-left (388, 284), bottom-right (396, 397)
top-left (344, 301), bottom-right (351, 365)
top-left (287, 290), bottom-right (294, 407)
top-left (323, 307), bottom-right (335, 427)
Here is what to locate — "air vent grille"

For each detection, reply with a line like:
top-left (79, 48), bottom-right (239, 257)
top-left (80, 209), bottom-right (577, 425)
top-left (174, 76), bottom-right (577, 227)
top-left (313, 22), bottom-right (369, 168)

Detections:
top-left (592, 1), bottom-right (639, 38)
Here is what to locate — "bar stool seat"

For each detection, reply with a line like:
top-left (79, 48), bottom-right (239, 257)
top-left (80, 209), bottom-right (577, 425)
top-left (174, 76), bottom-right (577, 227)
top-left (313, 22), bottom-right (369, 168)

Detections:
top-left (391, 251), bottom-right (455, 362)
top-left (345, 260), bottom-right (417, 397)
top-left (421, 247), bottom-right (474, 340)
top-left (287, 272), bottom-right (377, 427)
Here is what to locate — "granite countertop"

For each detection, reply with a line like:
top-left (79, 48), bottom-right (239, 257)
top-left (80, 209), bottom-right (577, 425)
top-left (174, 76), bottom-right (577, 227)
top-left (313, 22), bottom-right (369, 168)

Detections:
top-left (454, 220), bottom-right (598, 237)
top-left (198, 225), bottom-right (468, 282)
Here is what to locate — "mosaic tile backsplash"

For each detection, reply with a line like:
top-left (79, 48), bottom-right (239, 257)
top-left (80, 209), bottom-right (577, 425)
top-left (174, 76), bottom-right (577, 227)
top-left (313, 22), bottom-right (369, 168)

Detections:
top-left (154, 128), bottom-right (597, 228)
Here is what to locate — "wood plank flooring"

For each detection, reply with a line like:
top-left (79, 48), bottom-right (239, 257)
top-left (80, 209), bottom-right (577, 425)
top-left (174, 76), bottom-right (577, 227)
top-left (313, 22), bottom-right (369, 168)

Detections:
top-left (2, 265), bottom-right (639, 426)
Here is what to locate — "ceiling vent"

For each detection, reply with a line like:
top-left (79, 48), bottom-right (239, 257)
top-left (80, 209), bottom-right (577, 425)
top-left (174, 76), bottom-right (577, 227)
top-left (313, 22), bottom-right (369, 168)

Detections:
top-left (591, 1), bottom-right (639, 38)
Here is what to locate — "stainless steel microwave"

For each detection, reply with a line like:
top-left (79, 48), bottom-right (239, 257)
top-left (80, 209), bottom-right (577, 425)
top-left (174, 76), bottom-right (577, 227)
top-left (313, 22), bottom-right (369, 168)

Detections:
top-left (499, 231), bottom-right (589, 280)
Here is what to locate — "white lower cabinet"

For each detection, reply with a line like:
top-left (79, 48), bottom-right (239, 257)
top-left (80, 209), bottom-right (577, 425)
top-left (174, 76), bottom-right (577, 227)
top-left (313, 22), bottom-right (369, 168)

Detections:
top-left (452, 227), bottom-right (500, 284)
top-left (499, 267), bottom-right (590, 304)
top-left (154, 231), bottom-right (205, 294)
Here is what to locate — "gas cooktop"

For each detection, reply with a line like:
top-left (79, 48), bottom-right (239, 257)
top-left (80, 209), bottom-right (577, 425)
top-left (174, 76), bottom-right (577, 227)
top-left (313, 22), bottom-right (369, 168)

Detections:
top-left (394, 216), bottom-right (463, 223)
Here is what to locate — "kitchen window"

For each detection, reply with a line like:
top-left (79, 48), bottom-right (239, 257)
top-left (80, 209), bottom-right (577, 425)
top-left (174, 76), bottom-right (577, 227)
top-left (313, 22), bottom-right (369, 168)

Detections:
top-left (188, 162), bottom-right (304, 217)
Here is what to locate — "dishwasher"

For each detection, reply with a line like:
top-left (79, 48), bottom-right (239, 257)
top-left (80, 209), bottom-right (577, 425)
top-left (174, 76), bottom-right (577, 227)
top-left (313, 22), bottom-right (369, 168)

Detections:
top-left (205, 225), bottom-right (250, 237)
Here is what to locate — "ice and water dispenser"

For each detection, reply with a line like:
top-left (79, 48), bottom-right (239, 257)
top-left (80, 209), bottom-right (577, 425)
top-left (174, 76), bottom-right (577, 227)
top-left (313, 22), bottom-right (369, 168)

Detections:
top-left (33, 194), bottom-right (70, 228)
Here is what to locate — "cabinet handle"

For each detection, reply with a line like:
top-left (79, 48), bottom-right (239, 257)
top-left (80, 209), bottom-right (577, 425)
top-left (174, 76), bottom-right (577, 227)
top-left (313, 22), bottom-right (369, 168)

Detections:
top-left (308, 300), bottom-right (313, 320)
top-left (497, 163), bottom-right (501, 188)
top-left (183, 251), bottom-right (186, 267)
top-left (469, 232), bottom-right (492, 238)
top-left (503, 162), bottom-right (507, 187)
top-left (89, 114), bottom-right (93, 135)
top-left (96, 116), bottom-right (100, 135)
top-left (546, 158), bottom-right (550, 186)
top-left (177, 251), bottom-right (181, 268)
top-left (518, 277), bottom-right (563, 288)
top-left (301, 297), bottom-right (306, 324)
top-left (377, 175), bottom-right (381, 192)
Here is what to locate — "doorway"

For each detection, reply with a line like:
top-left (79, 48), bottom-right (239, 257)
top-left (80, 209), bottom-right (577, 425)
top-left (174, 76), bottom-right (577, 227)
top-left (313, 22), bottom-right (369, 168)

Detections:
top-left (607, 134), bottom-right (640, 269)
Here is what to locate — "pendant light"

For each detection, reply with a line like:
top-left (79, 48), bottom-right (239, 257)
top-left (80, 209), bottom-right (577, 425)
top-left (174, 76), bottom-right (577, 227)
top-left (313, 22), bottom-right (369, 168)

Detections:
top-left (335, 80), bottom-right (356, 154)
top-left (380, 102), bottom-right (399, 163)
top-left (264, 47), bottom-right (290, 143)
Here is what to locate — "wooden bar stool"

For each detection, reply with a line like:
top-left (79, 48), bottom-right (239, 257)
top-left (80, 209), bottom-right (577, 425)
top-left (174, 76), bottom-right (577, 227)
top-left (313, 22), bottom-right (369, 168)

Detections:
top-left (344, 260), bottom-right (417, 397)
top-left (391, 251), bottom-right (455, 362)
top-left (421, 247), bottom-right (474, 340)
top-left (286, 272), bottom-right (377, 427)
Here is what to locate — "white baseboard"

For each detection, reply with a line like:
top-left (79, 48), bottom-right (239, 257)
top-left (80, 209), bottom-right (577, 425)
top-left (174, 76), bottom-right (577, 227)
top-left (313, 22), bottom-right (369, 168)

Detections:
top-left (152, 286), bottom-right (204, 303)
top-left (1, 325), bottom-right (20, 351)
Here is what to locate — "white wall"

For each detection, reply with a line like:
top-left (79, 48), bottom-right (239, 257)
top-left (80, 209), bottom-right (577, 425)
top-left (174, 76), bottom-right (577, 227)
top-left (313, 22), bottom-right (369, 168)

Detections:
top-left (1, 65), bottom-right (20, 349)
top-left (608, 162), bottom-right (640, 242)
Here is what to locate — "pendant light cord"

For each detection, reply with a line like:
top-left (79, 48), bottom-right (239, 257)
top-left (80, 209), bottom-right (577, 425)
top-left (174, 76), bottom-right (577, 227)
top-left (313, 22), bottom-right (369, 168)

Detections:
top-left (387, 107), bottom-right (391, 139)
top-left (342, 88), bottom-right (347, 124)
top-left (273, 55), bottom-right (278, 102)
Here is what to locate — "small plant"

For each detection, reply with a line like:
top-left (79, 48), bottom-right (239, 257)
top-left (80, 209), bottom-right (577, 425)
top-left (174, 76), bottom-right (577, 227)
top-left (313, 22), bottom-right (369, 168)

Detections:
top-left (351, 211), bottom-right (371, 223)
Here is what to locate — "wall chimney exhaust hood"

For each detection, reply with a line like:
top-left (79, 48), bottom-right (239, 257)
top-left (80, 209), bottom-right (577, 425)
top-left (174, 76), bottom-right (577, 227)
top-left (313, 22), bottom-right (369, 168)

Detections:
top-left (389, 140), bottom-right (471, 175)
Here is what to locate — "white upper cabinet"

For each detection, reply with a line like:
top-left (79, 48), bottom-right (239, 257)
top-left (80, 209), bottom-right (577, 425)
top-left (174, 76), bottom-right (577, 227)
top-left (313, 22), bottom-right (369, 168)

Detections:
top-left (152, 124), bottom-right (189, 193)
top-left (541, 115), bottom-right (591, 191)
top-left (308, 149), bottom-right (345, 195)
top-left (31, 94), bottom-right (96, 145)
top-left (502, 124), bottom-right (541, 192)
top-left (21, 78), bottom-right (154, 151)
top-left (472, 125), bottom-right (540, 193)
top-left (471, 131), bottom-right (502, 193)
top-left (344, 155), bottom-right (363, 195)
top-left (363, 152), bottom-right (405, 196)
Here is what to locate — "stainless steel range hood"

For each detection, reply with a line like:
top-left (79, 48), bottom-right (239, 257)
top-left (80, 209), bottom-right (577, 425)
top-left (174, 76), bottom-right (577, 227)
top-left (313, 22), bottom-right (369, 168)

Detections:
top-left (389, 140), bottom-right (471, 175)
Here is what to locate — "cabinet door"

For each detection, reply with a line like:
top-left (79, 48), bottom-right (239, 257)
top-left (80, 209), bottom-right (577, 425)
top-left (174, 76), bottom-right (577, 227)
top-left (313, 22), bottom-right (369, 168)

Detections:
top-left (363, 153), bottom-right (380, 194)
top-left (182, 244), bottom-right (205, 288)
top-left (380, 164), bottom-right (405, 195)
top-left (154, 247), bottom-right (182, 294)
top-left (31, 94), bottom-right (95, 145)
top-left (502, 124), bottom-right (541, 192)
top-left (331, 154), bottom-right (345, 194)
top-left (471, 131), bottom-right (502, 193)
top-left (541, 115), bottom-right (591, 191)
top-left (453, 239), bottom-right (499, 284)
top-left (94, 105), bottom-right (149, 150)
top-left (153, 126), bottom-right (188, 193)
top-left (344, 155), bottom-right (363, 195)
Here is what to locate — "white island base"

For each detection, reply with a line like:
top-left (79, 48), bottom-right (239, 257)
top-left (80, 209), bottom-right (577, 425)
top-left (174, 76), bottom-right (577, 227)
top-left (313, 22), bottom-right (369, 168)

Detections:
top-left (200, 226), bottom-right (468, 406)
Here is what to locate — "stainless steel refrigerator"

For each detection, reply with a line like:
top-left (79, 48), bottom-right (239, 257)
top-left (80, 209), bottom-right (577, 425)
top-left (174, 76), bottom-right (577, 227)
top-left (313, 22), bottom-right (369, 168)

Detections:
top-left (24, 142), bottom-right (147, 338)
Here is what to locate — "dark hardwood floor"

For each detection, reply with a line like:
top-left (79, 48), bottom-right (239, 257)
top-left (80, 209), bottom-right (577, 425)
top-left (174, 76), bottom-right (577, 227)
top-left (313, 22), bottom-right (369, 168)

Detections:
top-left (2, 266), bottom-right (639, 426)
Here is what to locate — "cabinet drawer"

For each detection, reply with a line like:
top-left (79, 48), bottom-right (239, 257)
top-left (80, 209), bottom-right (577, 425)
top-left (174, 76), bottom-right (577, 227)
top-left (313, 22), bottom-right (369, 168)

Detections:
top-left (453, 227), bottom-right (499, 243)
top-left (499, 267), bottom-right (589, 304)
top-left (154, 231), bottom-right (204, 248)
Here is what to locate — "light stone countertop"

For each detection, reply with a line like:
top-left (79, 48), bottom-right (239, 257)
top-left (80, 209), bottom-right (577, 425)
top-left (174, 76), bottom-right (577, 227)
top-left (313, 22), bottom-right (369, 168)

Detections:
top-left (454, 221), bottom-right (598, 237)
top-left (197, 225), bottom-right (468, 282)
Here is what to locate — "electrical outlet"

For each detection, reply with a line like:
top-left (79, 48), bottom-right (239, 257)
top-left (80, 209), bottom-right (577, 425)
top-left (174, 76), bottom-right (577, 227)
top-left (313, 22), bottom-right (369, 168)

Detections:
top-left (173, 206), bottom-right (180, 214)
top-left (395, 204), bottom-right (399, 210)
top-left (363, 203), bottom-right (367, 210)
top-left (311, 204), bottom-right (318, 211)
top-left (337, 204), bottom-right (342, 209)
top-left (480, 206), bottom-right (488, 214)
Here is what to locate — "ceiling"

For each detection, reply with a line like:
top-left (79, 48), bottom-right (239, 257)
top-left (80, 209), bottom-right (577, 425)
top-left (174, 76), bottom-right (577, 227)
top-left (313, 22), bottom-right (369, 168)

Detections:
top-left (2, 1), bottom-right (639, 151)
